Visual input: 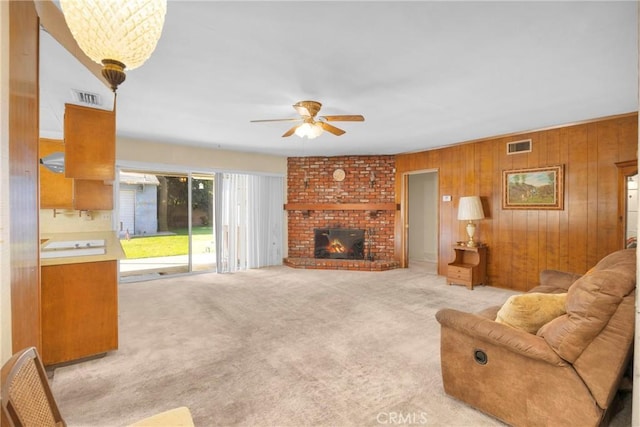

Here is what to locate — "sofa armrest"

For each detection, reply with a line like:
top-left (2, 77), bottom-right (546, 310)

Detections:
top-left (538, 269), bottom-right (582, 292)
top-left (436, 308), bottom-right (567, 366)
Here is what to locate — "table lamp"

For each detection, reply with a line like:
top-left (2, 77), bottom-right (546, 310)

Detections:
top-left (457, 196), bottom-right (485, 247)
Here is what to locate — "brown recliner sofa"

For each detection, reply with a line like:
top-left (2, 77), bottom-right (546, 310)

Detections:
top-left (435, 248), bottom-right (636, 426)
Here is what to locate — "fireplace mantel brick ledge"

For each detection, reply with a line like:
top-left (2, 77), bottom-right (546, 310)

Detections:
top-left (284, 257), bottom-right (400, 271)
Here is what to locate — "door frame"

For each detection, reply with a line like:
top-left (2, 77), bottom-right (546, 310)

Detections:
top-left (401, 168), bottom-right (439, 268)
top-left (616, 160), bottom-right (638, 249)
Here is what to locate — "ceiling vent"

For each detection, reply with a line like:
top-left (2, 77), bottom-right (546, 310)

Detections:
top-left (71, 89), bottom-right (102, 107)
top-left (507, 139), bottom-right (532, 155)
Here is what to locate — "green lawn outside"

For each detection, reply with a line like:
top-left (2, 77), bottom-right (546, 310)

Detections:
top-left (120, 226), bottom-right (214, 259)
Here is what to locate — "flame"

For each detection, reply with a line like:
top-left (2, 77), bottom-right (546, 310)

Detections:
top-left (328, 238), bottom-right (346, 253)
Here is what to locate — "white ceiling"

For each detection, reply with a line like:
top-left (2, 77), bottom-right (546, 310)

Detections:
top-left (39, 1), bottom-right (638, 158)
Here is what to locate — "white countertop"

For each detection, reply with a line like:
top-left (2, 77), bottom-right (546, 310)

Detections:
top-left (40, 231), bottom-right (125, 266)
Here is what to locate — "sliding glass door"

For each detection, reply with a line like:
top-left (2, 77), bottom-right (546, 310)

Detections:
top-left (118, 170), bottom-right (216, 281)
top-left (191, 174), bottom-right (215, 272)
top-left (117, 167), bottom-right (283, 282)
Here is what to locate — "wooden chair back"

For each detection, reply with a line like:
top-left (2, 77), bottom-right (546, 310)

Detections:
top-left (1, 347), bottom-right (66, 427)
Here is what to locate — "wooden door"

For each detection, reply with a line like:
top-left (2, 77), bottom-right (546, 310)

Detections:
top-left (41, 261), bottom-right (118, 365)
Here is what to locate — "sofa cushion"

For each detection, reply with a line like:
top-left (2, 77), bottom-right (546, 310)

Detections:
top-left (533, 270), bottom-right (583, 294)
top-left (592, 248), bottom-right (636, 271)
top-left (495, 292), bottom-right (567, 334)
top-left (538, 266), bottom-right (635, 363)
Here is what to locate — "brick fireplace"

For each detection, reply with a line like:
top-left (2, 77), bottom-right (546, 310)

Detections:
top-left (284, 155), bottom-right (399, 271)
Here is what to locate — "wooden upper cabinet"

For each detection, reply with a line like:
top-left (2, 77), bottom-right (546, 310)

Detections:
top-left (39, 138), bottom-right (114, 210)
top-left (74, 180), bottom-right (113, 211)
top-left (39, 138), bottom-right (74, 209)
top-left (64, 103), bottom-right (115, 181)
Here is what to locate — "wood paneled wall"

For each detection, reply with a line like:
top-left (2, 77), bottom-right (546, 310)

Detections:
top-left (396, 113), bottom-right (638, 291)
top-left (9, 1), bottom-right (41, 352)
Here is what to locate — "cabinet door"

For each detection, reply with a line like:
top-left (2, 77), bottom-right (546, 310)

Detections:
top-left (64, 103), bottom-right (115, 181)
top-left (74, 180), bottom-right (113, 210)
top-left (39, 138), bottom-right (74, 209)
top-left (41, 261), bottom-right (118, 365)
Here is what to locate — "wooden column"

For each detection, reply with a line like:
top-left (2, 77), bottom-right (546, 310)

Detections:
top-left (9, 0), bottom-right (41, 353)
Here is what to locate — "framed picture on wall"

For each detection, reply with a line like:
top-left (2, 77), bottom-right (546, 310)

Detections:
top-left (502, 165), bottom-right (564, 210)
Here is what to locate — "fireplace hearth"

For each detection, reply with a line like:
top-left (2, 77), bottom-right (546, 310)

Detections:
top-left (314, 228), bottom-right (365, 259)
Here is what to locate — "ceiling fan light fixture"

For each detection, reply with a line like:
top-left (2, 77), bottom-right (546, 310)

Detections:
top-left (295, 122), bottom-right (324, 139)
top-left (60, 0), bottom-right (167, 92)
top-left (251, 100), bottom-right (362, 138)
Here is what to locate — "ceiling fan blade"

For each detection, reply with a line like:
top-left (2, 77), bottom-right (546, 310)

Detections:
top-left (321, 115), bottom-right (365, 122)
top-left (318, 122), bottom-right (345, 136)
top-left (282, 125), bottom-right (299, 137)
top-left (250, 118), bottom-right (302, 123)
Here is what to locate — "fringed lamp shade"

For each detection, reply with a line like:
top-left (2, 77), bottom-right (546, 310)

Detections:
top-left (60, 0), bottom-right (167, 92)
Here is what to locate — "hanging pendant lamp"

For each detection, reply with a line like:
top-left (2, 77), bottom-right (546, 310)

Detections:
top-left (60, 0), bottom-right (167, 92)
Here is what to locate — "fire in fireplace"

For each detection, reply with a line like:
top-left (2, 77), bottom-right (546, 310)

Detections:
top-left (314, 228), bottom-right (365, 259)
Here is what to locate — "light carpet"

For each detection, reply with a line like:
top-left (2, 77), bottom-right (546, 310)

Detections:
top-left (50, 263), bottom-right (631, 426)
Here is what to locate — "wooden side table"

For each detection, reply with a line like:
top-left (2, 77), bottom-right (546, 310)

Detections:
top-left (447, 244), bottom-right (487, 290)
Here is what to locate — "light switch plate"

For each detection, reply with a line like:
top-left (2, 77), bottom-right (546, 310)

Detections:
top-left (442, 195), bottom-right (452, 202)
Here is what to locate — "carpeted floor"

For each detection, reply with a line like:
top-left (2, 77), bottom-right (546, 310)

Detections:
top-left (50, 263), bottom-right (631, 426)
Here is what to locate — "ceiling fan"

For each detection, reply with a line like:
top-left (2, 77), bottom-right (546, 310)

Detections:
top-left (251, 100), bottom-right (365, 139)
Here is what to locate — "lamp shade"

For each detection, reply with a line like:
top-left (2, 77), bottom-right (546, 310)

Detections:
top-left (457, 196), bottom-right (485, 221)
top-left (60, 0), bottom-right (167, 92)
top-left (60, 0), bottom-right (167, 71)
top-left (295, 122), bottom-right (324, 139)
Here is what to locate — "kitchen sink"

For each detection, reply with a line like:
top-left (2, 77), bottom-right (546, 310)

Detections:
top-left (41, 239), bottom-right (106, 259)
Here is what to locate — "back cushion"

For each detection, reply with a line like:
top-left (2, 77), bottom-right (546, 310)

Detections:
top-left (592, 248), bottom-right (636, 271)
top-left (538, 267), bottom-right (635, 363)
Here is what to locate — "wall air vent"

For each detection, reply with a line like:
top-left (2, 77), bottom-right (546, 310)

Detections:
top-left (71, 89), bottom-right (102, 107)
top-left (507, 139), bottom-right (532, 155)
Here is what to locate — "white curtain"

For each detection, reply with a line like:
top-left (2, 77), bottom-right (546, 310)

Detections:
top-left (215, 173), bottom-right (283, 273)
top-left (247, 175), bottom-right (284, 268)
